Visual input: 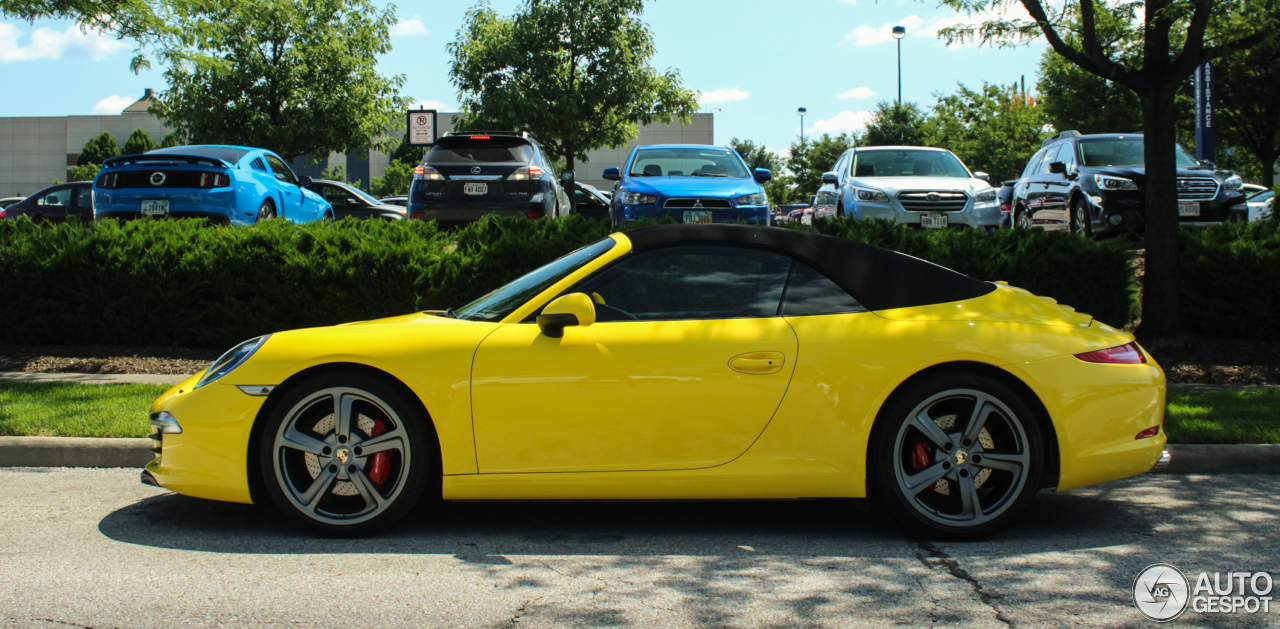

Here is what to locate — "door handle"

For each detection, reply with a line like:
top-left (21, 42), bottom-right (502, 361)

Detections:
top-left (728, 352), bottom-right (785, 375)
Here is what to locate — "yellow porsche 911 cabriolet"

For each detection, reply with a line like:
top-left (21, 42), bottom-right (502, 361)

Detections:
top-left (142, 224), bottom-right (1167, 538)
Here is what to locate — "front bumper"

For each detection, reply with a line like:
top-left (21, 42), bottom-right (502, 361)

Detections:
top-left (1086, 189), bottom-right (1249, 233)
top-left (856, 199), bottom-right (1003, 229)
top-left (617, 204), bottom-right (770, 224)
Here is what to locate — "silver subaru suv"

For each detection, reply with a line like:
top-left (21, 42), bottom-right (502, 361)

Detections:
top-left (817, 146), bottom-right (1001, 230)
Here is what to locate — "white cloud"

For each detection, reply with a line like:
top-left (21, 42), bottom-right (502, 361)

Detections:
top-left (0, 22), bottom-right (128, 62)
top-left (699, 87), bottom-right (751, 104)
top-left (837, 87), bottom-right (876, 100)
top-left (391, 15), bottom-right (429, 37)
top-left (843, 15), bottom-right (923, 47)
top-left (412, 100), bottom-right (451, 111)
top-left (842, 4), bottom-right (1033, 47)
top-left (808, 110), bottom-right (875, 135)
top-left (91, 94), bottom-right (135, 115)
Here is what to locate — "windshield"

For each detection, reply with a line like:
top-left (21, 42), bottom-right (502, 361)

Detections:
top-left (628, 148), bottom-right (749, 178)
top-left (425, 138), bottom-right (534, 163)
top-left (453, 238), bottom-right (617, 322)
top-left (1078, 138), bottom-right (1201, 168)
top-left (346, 185), bottom-right (380, 205)
top-left (851, 150), bottom-right (972, 178)
top-left (147, 146), bottom-right (250, 164)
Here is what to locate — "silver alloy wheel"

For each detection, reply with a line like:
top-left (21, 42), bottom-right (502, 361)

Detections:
top-left (1015, 210), bottom-right (1031, 229)
top-left (1071, 198), bottom-right (1092, 236)
top-left (891, 388), bottom-right (1031, 528)
top-left (271, 386), bottom-right (412, 526)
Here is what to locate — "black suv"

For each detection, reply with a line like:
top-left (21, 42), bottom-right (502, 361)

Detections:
top-left (408, 131), bottom-right (572, 225)
top-left (1011, 131), bottom-right (1248, 235)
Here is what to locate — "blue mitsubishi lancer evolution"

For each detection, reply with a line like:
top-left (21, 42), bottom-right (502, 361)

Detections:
top-left (603, 144), bottom-right (772, 225)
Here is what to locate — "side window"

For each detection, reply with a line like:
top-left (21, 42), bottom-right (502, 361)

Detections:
top-left (1055, 142), bottom-right (1077, 168)
top-left (834, 152), bottom-right (850, 181)
top-left (264, 155), bottom-right (297, 185)
top-left (38, 188), bottom-right (73, 207)
top-left (782, 261), bottom-right (866, 316)
top-left (573, 246), bottom-right (792, 322)
top-left (1036, 145), bottom-right (1062, 175)
top-left (74, 186), bottom-right (93, 207)
top-left (1021, 149), bottom-right (1047, 179)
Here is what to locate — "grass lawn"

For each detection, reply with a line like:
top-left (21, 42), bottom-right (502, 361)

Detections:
top-left (0, 381), bottom-right (1276, 444)
top-left (0, 382), bottom-right (168, 438)
top-left (1164, 387), bottom-right (1280, 444)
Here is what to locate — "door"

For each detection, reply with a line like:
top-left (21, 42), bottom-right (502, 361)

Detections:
top-left (1037, 142), bottom-right (1075, 226)
top-left (71, 185), bottom-right (94, 221)
top-left (264, 154), bottom-right (304, 218)
top-left (471, 245), bottom-right (799, 473)
top-left (313, 183), bottom-right (365, 219)
top-left (34, 186), bottom-right (75, 223)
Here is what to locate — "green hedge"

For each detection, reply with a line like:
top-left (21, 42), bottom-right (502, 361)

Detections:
top-left (1180, 219), bottom-right (1280, 340)
top-left (0, 216), bottom-right (1138, 349)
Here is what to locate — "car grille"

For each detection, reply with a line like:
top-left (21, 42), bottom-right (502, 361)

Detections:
top-left (1177, 177), bottom-right (1219, 201)
top-left (113, 170), bottom-right (212, 189)
top-left (663, 198), bottom-right (732, 209)
top-left (897, 191), bottom-right (969, 212)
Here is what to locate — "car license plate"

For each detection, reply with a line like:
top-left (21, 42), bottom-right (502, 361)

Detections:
top-left (921, 213), bottom-right (947, 228)
top-left (140, 200), bottom-right (169, 216)
top-left (1178, 201), bottom-right (1200, 217)
top-left (463, 183), bottom-right (488, 196)
top-left (683, 211), bottom-right (712, 224)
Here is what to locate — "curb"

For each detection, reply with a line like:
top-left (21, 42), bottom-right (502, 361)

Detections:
top-left (1, 438), bottom-right (1278, 474)
top-left (0, 372), bottom-right (188, 386)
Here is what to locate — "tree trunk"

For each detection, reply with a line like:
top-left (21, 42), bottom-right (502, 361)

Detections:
top-left (565, 153), bottom-right (575, 172)
top-left (1137, 85), bottom-right (1183, 340)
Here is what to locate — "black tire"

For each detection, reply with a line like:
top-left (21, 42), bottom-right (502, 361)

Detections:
top-left (256, 199), bottom-right (277, 222)
top-left (1015, 207), bottom-right (1032, 229)
top-left (259, 371), bottom-right (432, 536)
top-left (1070, 196), bottom-right (1094, 237)
top-left (869, 372), bottom-right (1044, 540)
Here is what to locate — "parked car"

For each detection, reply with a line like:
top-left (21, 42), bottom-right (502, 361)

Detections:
top-left (817, 146), bottom-right (1001, 230)
top-left (1241, 183), bottom-right (1267, 197)
top-left (1247, 188), bottom-right (1274, 222)
top-left (94, 145), bottom-right (332, 225)
top-left (304, 179), bottom-right (406, 221)
top-left (603, 144), bottom-right (772, 225)
top-left (1010, 131), bottom-right (1247, 235)
top-left (812, 188), bottom-right (840, 221)
top-left (407, 131), bottom-right (571, 226)
top-left (0, 182), bottom-right (93, 223)
top-left (570, 181), bottom-right (611, 220)
top-left (776, 203), bottom-right (808, 223)
top-left (0, 196), bottom-right (24, 209)
top-left (141, 223), bottom-right (1167, 539)
top-left (379, 196), bottom-right (409, 207)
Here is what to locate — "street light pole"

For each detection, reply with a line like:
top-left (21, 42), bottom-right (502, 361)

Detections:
top-left (798, 107), bottom-right (807, 149)
top-left (892, 25), bottom-right (906, 106)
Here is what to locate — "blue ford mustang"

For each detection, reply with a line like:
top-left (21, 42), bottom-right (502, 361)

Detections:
top-left (94, 145), bottom-right (331, 225)
top-left (604, 144), bottom-right (772, 224)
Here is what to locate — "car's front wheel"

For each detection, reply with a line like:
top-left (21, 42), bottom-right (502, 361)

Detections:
top-left (869, 372), bottom-right (1044, 540)
top-left (1070, 197), bottom-right (1094, 237)
top-left (260, 372), bottom-right (431, 535)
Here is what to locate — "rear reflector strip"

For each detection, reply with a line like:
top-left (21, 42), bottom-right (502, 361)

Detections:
top-left (1135, 426), bottom-right (1160, 439)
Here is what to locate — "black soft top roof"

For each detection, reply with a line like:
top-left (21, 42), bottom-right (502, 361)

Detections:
top-left (623, 224), bottom-right (994, 311)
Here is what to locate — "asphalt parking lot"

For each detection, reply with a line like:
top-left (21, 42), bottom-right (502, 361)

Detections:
top-left (1, 469), bottom-right (1276, 629)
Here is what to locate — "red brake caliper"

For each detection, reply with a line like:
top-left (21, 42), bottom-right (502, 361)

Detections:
top-left (367, 418), bottom-right (392, 489)
top-left (906, 434), bottom-right (935, 493)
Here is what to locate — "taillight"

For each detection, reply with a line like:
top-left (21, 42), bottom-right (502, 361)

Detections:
top-left (1000, 203), bottom-right (1012, 214)
top-left (414, 166), bottom-right (444, 181)
top-left (507, 166), bottom-right (542, 181)
top-left (410, 211), bottom-right (424, 220)
top-left (525, 212), bottom-right (542, 219)
top-left (1075, 342), bottom-right (1146, 364)
top-left (0, 208), bottom-right (7, 219)
top-left (471, 135), bottom-right (491, 140)
top-left (197, 172), bottom-right (229, 188)
top-left (97, 172), bottom-right (119, 189)
top-left (1135, 426), bottom-right (1160, 439)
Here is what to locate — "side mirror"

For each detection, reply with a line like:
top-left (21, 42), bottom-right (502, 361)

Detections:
top-left (537, 293), bottom-right (596, 338)
top-left (753, 168), bottom-right (772, 183)
top-left (298, 175), bottom-right (313, 187)
top-left (560, 169), bottom-right (575, 183)
top-left (821, 171), bottom-right (838, 185)
top-left (1047, 162), bottom-right (1066, 175)
top-left (973, 171), bottom-right (990, 182)
top-left (602, 167), bottom-right (621, 181)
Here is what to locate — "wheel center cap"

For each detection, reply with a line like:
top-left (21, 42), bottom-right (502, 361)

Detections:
top-left (335, 448), bottom-right (350, 464)
top-left (953, 449), bottom-right (969, 466)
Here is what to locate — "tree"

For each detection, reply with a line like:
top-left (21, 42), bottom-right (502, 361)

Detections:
top-left (939, 0), bottom-right (1280, 339)
top-left (788, 133), bottom-right (859, 198)
top-left (1215, 39), bottom-right (1280, 184)
top-left (371, 161), bottom-right (413, 198)
top-left (1038, 51), bottom-right (1142, 134)
top-left (71, 162), bottom-right (101, 181)
top-left (123, 128), bottom-right (155, 155)
top-left (158, 132), bottom-right (185, 148)
top-left (924, 82), bottom-right (1048, 182)
top-left (729, 137), bottom-right (796, 204)
top-left (0, 0), bottom-right (161, 71)
top-left (388, 131), bottom-right (423, 167)
top-left (77, 131), bottom-right (118, 166)
top-left (863, 101), bottom-right (927, 147)
top-left (447, 0), bottom-right (699, 170)
top-left (150, 0), bottom-right (409, 161)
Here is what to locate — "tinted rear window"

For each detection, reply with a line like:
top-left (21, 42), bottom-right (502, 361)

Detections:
top-left (426, 138), bottom-right (534, 163)
top-left (147, 146), bottom-right (250, 164)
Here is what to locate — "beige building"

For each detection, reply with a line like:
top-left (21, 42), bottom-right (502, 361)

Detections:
top-left (0, 90), bottom-right (715, 198)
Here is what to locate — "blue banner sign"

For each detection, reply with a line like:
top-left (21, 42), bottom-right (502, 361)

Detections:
top-left (1194, 62), bottom-right (1215, 162)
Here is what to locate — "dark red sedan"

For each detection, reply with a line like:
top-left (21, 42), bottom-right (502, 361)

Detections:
top-left (0, 181), bottom-right (94, 223)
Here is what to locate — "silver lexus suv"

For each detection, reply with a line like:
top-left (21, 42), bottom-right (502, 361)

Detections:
top-left (816, 146), bottom-right (1001, 230)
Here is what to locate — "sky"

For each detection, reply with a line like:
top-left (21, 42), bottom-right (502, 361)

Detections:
top-left (0, 0), bottom-right (1048, 157)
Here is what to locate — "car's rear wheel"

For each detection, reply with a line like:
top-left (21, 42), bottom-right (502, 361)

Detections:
top-left (1015, 207), bottom-right (1032, 229)
top-left (869, 372), bottom-right (1043, 540)
top-left (256, 199), bottom-right (276, 222)
top-left (260, 372), bottom-right (431, 535)
top-left (1070, 197), bottom-right (1094, 237)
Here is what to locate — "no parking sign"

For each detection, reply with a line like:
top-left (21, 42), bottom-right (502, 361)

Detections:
top-left (407, 109), bottom-right (437, 146)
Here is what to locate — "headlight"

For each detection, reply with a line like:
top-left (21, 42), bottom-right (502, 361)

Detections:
top-left (974, 189), bottom-right (997, 203)
top-left (620, 191), bottom-right (657, 205)
top-left (195, 335), bottom-right (270, 389)
top-left (735, 192), bottom-right (768, 206)
top-left (856, 188), bottom-right (890, 203)
top-left (1094, 174), bottom-right (1139, 191)
top-left (1224, 174), bottom-right (1243, 190)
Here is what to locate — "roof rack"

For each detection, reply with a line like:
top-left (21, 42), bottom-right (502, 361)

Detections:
top-left (442, 130), bottom-right (535, 140)
top-left (1040, 130), bottom-right (1081, 148)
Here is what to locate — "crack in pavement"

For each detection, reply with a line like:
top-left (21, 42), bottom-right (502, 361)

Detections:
top-left (915, 540), bottom-right (1016, 628)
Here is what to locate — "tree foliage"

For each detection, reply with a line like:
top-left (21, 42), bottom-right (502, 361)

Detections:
top-left (1215, 38), bottom-right (1280, 184)
top-left (150, 0), bottom-right (409, 161)
top-left (0, 0), bottom-right (161, 71)
top-left (788, 133), bottom-right (860, 199)
top-left (158, 132), bottom-right (185, 149)
top-left (122, 128), bottom-right (155, 155)
top-left (77, 131), bottom-right (118, 166)
top-left (729, 137), bottom-right (795, 205)
top-left (447, 0), bottom-right (698, 170)
top-left (863, 102), bottom-right (928, 147)
top-left (71, 163), bottom-right (101, 182)
top-left (1037, 50), bottom-right (1142, 134)
top-left (924, 82), bottom-right (1048, 181)
top-left (371, 161), bottom-right (414, 198)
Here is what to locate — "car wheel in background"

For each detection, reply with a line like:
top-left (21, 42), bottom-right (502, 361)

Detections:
top-left (256, 199), bottom-right (276, 222)
top-left (1070, 197), bottom-right (1094, 237)
top-left (260, 371), bottom-right (432, 535)
top-left (1015, 208), bottom-right (1032, 230)
top-left (869, 372), bottom-right (1044, 540)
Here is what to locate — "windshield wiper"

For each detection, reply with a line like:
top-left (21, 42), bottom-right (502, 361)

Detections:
top-left (691, 172), bottom-right (729, 177)
top-left (432, 308), bottom-right (458, 319)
